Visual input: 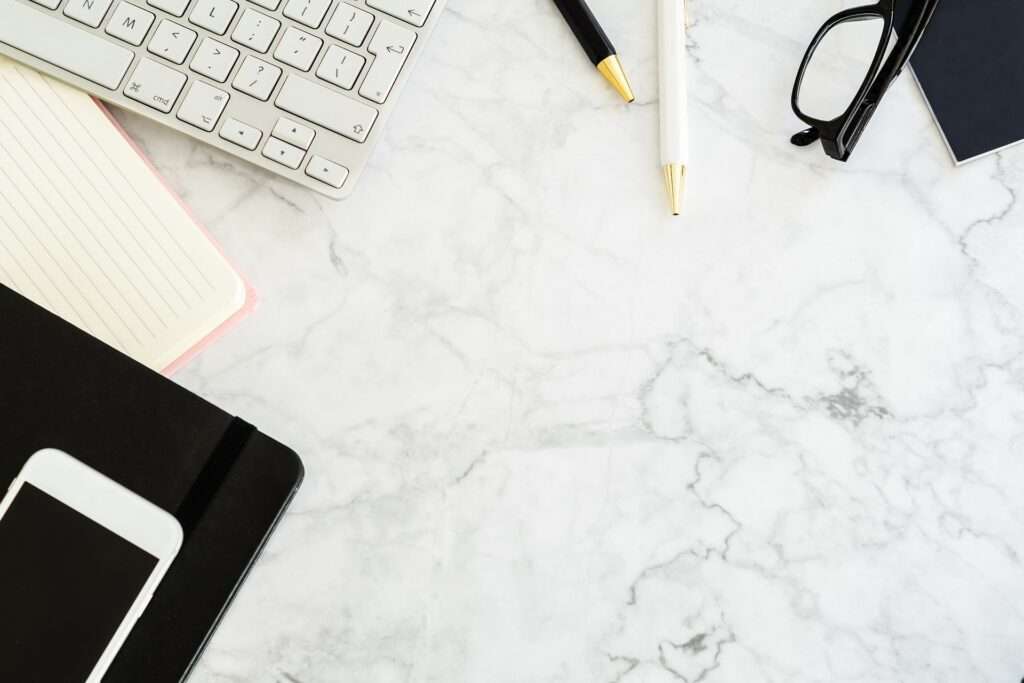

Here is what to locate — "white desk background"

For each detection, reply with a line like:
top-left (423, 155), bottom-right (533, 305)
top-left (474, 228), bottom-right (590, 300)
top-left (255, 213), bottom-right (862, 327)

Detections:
top-left (114, 1), bottom-right (1024, 681)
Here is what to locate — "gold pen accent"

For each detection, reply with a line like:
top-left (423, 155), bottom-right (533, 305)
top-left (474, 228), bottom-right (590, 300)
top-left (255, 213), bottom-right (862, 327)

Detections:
top-left (663, 163), bottom-right (686, 216)
top-left (596, 55), bottom-right (635, 103)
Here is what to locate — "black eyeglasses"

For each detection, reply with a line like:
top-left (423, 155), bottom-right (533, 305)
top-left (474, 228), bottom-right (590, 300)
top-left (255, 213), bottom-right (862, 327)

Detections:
top-left (790, 0), bottom-right (939, 161)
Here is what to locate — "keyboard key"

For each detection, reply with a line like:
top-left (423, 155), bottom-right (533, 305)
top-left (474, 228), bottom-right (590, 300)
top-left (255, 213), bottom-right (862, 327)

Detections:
top-left (31, 0), bottom-right (62, 10)
top-left (283, 0), bottom-right (332, 28)
top-left (316, 45), bottom-right (364, 89)
top-left (0, 1), bottom-right (134, 89)
top-left (106, 2), bottom-right (155, 46)
top-left (276, 75), bottom-right (377, 142)
top-left (124, 57), bottom-right (186, 112)
top-left (177, 81), bottom-right (230, 131)
top-left (232, 55), bottom-right (281, 100)
top-left (325, 4), bottom-right (374, 46)
top-left (231, 8), bottom-right (280, 53)
top-left (189, 0), bottom-right (239, 35)
top-left (148, 19), bottom-right (197, 64)
top-left (273, 27), bottom-right (322, 71)
top-left (272, 118), bottom-right (315, 149)
top-left (359, 19), bottom-right (415, 104)
top-left (220, 117), bottom-right (263, 150)
top-left (248, 0), bottom-right (281, 10)
top-left (65, 0), bottom-right (115, 28)
top-left (190, 38), bottom-right (239, 82)
top-left (366, 0), bottom-right (434, 27)
top-left (262, 137), bottom-right (305, 169)
top-left (147, 0), bottom-right (190, 17)
top-left (306, 155), bottom-right (348, 188)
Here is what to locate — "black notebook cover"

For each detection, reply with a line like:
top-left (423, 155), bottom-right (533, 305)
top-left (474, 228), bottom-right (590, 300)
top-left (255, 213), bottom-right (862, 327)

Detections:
top-left (0, 285), bottom-right (304, 682)
top-left (900, 0), bottom-right (1024, 163)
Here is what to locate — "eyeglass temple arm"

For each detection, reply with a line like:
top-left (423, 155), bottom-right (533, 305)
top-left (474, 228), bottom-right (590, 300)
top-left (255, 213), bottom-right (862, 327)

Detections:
top-left (845, 0), bottom-right (938, 137)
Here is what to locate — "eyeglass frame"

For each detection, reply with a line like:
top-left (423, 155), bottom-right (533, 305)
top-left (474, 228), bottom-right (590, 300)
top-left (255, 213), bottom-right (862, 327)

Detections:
top-left (790, 0), bottom-right (940, 161)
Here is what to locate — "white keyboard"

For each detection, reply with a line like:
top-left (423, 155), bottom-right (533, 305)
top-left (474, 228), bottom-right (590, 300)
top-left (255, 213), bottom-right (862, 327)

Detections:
top-left (0, 0), bottom-right (445, 199)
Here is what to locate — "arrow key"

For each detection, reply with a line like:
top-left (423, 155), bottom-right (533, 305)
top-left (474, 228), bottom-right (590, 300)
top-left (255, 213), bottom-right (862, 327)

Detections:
top-left (220, 118), bottom-right (263, 150)
top-left (273, 117), bottom-right (316, 149)
top-left (263, 137), bottom-right (306, 170)
top-left (306, 155), bottom-right (349, 189)
top-left (366, 0), bottom-right (434, 28)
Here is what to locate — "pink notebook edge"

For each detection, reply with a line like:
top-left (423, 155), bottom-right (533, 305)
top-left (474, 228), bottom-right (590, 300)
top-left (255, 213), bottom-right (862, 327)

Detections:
top-left (94, 98), bottom-right (258, 377)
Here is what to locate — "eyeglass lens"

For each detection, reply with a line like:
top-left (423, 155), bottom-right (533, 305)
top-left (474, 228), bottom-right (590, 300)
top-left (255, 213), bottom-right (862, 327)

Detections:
top-left (797, 15), bottom-right (894, 121)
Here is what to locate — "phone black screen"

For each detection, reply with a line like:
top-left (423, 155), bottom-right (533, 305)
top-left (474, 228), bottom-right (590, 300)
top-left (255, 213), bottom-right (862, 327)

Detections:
top-left (0, 483), bottom-right (158, 682)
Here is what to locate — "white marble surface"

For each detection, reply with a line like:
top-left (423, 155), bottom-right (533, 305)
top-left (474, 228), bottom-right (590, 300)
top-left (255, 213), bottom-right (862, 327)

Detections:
top-left (114, 0), bottom-right (1024, 681)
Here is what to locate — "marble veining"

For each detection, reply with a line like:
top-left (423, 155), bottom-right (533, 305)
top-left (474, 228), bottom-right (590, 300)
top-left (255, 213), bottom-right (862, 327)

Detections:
top-left (111, 0), bottom-right (1024, 680)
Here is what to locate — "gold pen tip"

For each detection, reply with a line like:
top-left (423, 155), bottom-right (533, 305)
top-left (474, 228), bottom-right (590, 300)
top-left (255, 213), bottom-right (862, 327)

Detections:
top-left (596, 55), bottom-right (635, 103)
top-left (663, 164), bottom-right (686, 216)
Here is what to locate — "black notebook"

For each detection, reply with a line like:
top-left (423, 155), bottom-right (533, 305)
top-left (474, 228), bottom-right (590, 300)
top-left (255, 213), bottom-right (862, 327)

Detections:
top-left (900, 0), bottom-right (1024, 163)
top-left (0, 284), bottom-right (304, 682)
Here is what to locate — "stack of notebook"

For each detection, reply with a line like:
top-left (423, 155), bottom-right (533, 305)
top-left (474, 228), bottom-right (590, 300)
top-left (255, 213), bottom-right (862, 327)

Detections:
top-left (0, 56), bottom-right (250, 373)
top-left (0, 57), bottom-right (302, 683)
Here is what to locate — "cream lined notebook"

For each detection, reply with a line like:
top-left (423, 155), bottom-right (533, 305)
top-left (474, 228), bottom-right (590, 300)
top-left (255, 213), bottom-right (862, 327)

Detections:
top-left (0, 58), bottom-right (248, 372)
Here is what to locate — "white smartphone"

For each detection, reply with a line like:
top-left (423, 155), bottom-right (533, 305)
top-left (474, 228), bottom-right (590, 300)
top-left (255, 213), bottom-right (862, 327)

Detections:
top-left (0, 449), bottom-right (183, 682)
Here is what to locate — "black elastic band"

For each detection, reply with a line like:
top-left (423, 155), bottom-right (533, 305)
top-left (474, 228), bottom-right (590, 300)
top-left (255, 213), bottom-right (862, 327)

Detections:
top-left (175, 418), bottom-right (256, 539)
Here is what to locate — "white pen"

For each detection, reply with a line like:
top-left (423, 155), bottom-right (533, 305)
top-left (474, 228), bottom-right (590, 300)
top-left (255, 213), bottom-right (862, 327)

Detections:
top-left (658, 0), bottom-right (689, 215)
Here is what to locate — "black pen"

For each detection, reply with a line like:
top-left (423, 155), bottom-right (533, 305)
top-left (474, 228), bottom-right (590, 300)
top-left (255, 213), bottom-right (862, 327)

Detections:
top-left (551, 0), bottom-right (635, 102)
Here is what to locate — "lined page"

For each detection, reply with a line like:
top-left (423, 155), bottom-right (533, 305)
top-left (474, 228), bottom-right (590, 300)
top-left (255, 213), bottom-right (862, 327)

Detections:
top-left (0, 58), bottom-right (245, 371)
